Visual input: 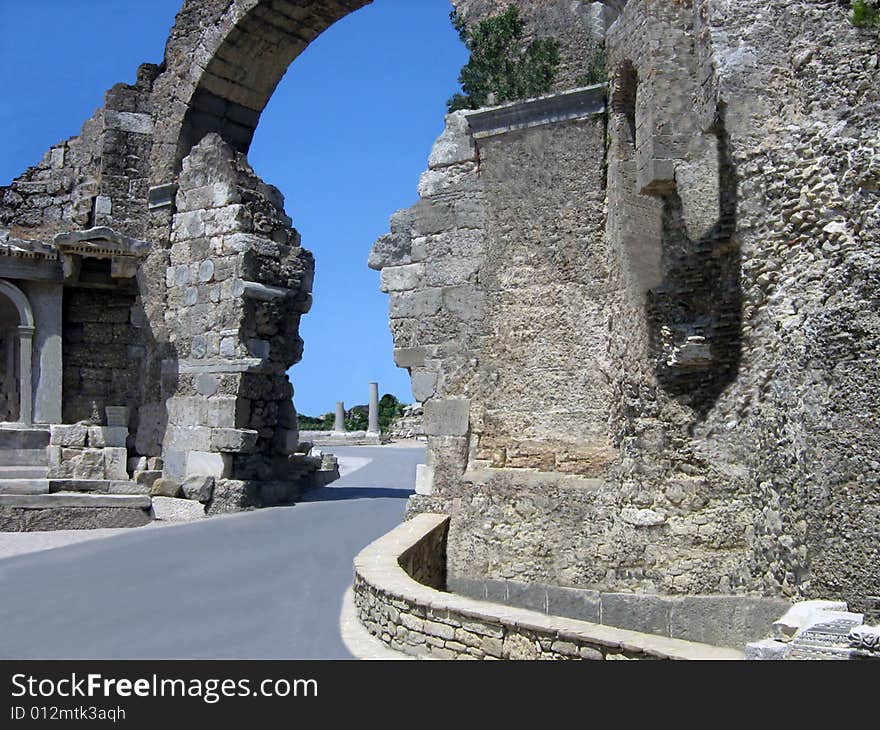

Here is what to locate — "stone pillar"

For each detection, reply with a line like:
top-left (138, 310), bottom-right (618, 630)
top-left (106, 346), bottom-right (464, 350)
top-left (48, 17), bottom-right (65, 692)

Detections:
top-left (334, 401), bottom-right (346, 432)
top-left (17, 325), bottom-right (33, 425)
top-left (367, 382), bottom-right (380, 435)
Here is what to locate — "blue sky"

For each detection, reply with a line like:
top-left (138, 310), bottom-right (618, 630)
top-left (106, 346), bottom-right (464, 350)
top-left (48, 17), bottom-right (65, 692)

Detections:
top-left (0, 0), bottom-right (467, 416)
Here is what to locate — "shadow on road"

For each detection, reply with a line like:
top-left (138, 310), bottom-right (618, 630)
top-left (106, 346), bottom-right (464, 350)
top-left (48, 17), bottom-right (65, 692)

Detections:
top-left (302, 487), bottom-right (414, 502)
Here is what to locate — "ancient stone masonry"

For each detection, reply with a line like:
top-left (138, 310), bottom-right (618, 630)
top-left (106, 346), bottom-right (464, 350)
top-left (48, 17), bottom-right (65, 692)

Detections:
top-left (374, 0), bottom-right (880, 625)
top-left (0, 0), bottom-right (877, 649)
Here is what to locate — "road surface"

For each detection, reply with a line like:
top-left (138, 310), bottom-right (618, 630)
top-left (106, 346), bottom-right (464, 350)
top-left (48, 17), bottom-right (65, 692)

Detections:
top-left (0, 444), bottom-right (425, 659)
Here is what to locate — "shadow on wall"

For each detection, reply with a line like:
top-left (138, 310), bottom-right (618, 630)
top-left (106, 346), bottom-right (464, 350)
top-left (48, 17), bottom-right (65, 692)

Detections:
top-left (646, 105), bottom-right (742, 418)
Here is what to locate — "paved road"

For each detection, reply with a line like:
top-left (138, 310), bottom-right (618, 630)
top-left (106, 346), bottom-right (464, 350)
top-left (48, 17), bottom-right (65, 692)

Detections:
top-left (0, 444), bottom-right (424, 659)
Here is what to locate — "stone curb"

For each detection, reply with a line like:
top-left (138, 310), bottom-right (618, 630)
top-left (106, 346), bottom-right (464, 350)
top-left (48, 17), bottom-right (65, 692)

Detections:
top-left (354, 513), bottom-right (744, 661)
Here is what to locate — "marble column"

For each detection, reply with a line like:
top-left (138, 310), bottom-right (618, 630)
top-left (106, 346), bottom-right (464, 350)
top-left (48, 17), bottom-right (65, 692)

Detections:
top-left (334, 401), bottom-right (345, 432)
top-left (17, 325), bottom-right (33, 425)
top-left (367, 382), bottom-right (380, 435)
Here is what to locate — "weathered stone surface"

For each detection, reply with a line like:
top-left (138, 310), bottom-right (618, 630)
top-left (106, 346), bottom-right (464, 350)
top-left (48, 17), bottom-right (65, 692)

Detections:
top-left (152, 496), bottom-right (206, 521)
top-left (50, 424), bottom-right (87, 447)
top-left (150, 478), bottom-right (182, 498)
top-left (182, 475), bottom-right (215, 503)
top-left (424, 399), bottom-right (470, 437)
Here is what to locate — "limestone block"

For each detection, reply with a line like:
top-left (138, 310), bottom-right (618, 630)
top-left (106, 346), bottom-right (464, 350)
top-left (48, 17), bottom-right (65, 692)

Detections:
top-left (415, 464), bottom-right (434, 496)
top-left (152, 496), bottom-right (206, 521)
top-left (88, 426), bottom-right (128, 448)
top-left (211, 428), bottom-right (259, 453)
top-left (134, 470), bottom-right (162, 490)
top-left (620, 507), bottom-right (667, 527)
top-left (390, 289), bottom-right (442, 319)
top-left (186, 451), bottom-right (233, 479)
top-left (50, 424), bottom-right (87, 447)
top-left (428, 112), bottom-right (477, 169)
top-left (104, 447), bottom-right (129, 480)
top-left (424, 399), bottom-right (470, 437)
top-left (745, 639), bottom-right (788, 660)
top-left (379, 263), bottom-right (424, 293)
top-left (151, 478), bottom-right (182, 498)
top-left (196, 374), bottom-right (219, 396)
top-left (393, 347), bottom-right (426, 369)
top-left (74, 449), bottom-right (106, 480)
top-left (128, 456), bottom-right (148, 473)
top-left (182, 475), bottom-right (215, 503)
top-left (772, 600), bottom-right (850, 641)
top-left (247, 339), bottom-right (270, 359)
top-left (147, 457), bottom-right (164, 471)
top-left (441, 286), bottom-right (485, 322)
top-left (411, 370), bottom-right (438, 402)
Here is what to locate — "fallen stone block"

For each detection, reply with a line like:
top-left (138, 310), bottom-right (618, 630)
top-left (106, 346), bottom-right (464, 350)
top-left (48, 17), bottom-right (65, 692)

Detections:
top-left (150, 478), bottom-right (182, 498)
top-left (182, 475), bottom-right (215, 503)
top-left (151, 496), bottom-right (206, 521)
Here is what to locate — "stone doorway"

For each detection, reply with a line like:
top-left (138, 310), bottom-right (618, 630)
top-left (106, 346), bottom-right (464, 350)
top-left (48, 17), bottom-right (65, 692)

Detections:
top-left (0, 280), bottom-right (34, 425)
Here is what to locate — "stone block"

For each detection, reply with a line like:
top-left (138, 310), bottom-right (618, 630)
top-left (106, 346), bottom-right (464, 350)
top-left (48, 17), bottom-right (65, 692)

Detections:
top-left (182, 475), bottom-right (215, 503)
top-left (601, 593), bottom-right (671, 636)
top-left (152, 496), bottom-right (206, 521)
top-left (411, 370), bottom-right (438, 402)
top-left (546, 585), bottom-right (601, 623)
top-left (393, 347), bottom-right (426, 369)
top-left (50, 424), bottom-right (87, 447)
top-left (211, 428), bottom-right (259, 453)
top-left (771, 600), bottom-right (847, 641)
top-left (128, 456), bottom-right (148, 473)
top-left (73, 449), bottom-right (106, 480)
top-left (135, 469), bottom-right (162, 489)
top-left (745, 639), bottom-right (788, 660)
top-left (104, 447), bottom-right (129, 480)
top-left (379, 263), bottom-right (424, 293)
top-left (88, 426), bottom-right (128, 448)
top-left (414, 464), bottom-right (434, 496)
top-left (424, 399), bottom-right (470, 437)
top-left (186, 451), bottom-right (232, 479)
top-left (273, 429), bottom-right (300, 455)
top-left (506, 581), bottom-right (548, 613)
top-left (670, 596), bottom-right (792, 647)
top-left (389, 289), bottom-right (442, 319)
top-left (150, 478), bottom-right (182, 498)
top-left (428, 112), bottom-right (477, 169)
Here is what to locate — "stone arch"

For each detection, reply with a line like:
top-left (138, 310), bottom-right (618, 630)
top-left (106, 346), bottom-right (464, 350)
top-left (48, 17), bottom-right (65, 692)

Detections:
top-left (150, 0), bottom-right (371, 182)
top-left (0, 280), bottom-right (35, 424)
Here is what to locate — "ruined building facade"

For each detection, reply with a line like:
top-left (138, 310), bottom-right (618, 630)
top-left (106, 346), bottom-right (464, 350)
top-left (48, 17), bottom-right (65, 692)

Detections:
top-left (0, 0), bottom-right (878, 620)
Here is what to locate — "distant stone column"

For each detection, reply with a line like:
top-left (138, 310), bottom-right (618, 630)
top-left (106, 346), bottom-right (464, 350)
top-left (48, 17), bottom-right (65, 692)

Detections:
top-left (334, 401), bottom-right (345, 432)
top-left (367, 382), bottom-right (380, 435)
top-left (17, 326), bottom-right (33, 425)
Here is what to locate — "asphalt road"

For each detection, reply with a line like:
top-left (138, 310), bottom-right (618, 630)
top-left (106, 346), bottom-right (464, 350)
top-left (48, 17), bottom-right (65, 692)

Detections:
top-left (0, 444), bottom-right (425, 659)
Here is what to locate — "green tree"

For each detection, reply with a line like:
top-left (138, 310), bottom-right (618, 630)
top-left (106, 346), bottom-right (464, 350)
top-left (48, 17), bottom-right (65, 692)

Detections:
top-left (447, 5), bottom-right (560, 112)
top-left (377, 394), bottom-right (406, 434)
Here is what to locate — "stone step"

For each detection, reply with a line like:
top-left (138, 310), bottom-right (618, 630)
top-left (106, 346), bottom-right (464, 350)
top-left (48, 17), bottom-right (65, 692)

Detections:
top-left (0, 479), bottom-right (50, 495)
top-left (47, 479), bottom-right (149, 495)
top-left (0, 449), bottom-right (49, 467)
top-left (0, 428), bottom-right (50, 450)
top-left (0, 493), bottom-right (151, 509)
top-left (0, 466), bottom-right (49, 479)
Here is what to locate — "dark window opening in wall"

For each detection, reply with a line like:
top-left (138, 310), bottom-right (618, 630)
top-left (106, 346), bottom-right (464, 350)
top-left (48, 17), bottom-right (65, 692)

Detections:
top-left (612, 60), bottom-right (638, 147)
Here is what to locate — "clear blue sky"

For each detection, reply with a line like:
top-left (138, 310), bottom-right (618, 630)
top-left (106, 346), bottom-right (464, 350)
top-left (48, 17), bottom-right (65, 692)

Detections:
top-left (0, 0), bottom-right (467, 417)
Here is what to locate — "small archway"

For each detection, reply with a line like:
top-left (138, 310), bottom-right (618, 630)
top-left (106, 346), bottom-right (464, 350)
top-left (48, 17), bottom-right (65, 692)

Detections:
top-left (0, 280), bottom-right (35, 425)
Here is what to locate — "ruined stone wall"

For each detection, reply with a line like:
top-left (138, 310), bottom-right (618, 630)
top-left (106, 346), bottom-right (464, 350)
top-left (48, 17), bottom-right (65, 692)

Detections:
top-left (61, 287), bottom-right (143, 425)
top-left (162, 133), bottom-right (312, 486)
top-left (380, 0), bottom-right (880, 617)
top-left (600, 0), bottom-right (880, 613)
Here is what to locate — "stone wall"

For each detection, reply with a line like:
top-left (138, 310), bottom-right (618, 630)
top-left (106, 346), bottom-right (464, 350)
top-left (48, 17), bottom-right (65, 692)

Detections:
top-left (376, 0), bottom-right (880, 619)
top-left (354, 512), bottom-right (743, 659)
top-left (603, 0), bottom-right (880, 614)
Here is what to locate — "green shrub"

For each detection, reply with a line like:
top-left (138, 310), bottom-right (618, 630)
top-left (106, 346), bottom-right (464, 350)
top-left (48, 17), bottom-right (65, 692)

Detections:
top-left (852, 0), bottom-right (880, 27)
top-left (447, 5), bottom-right (560, 112)
top-left (575, 44), bottom-right (608, 87)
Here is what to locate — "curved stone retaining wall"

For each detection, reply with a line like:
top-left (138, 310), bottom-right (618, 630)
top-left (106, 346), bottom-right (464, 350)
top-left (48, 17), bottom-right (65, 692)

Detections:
top-left (353, 514), bottom-right (743, 660)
